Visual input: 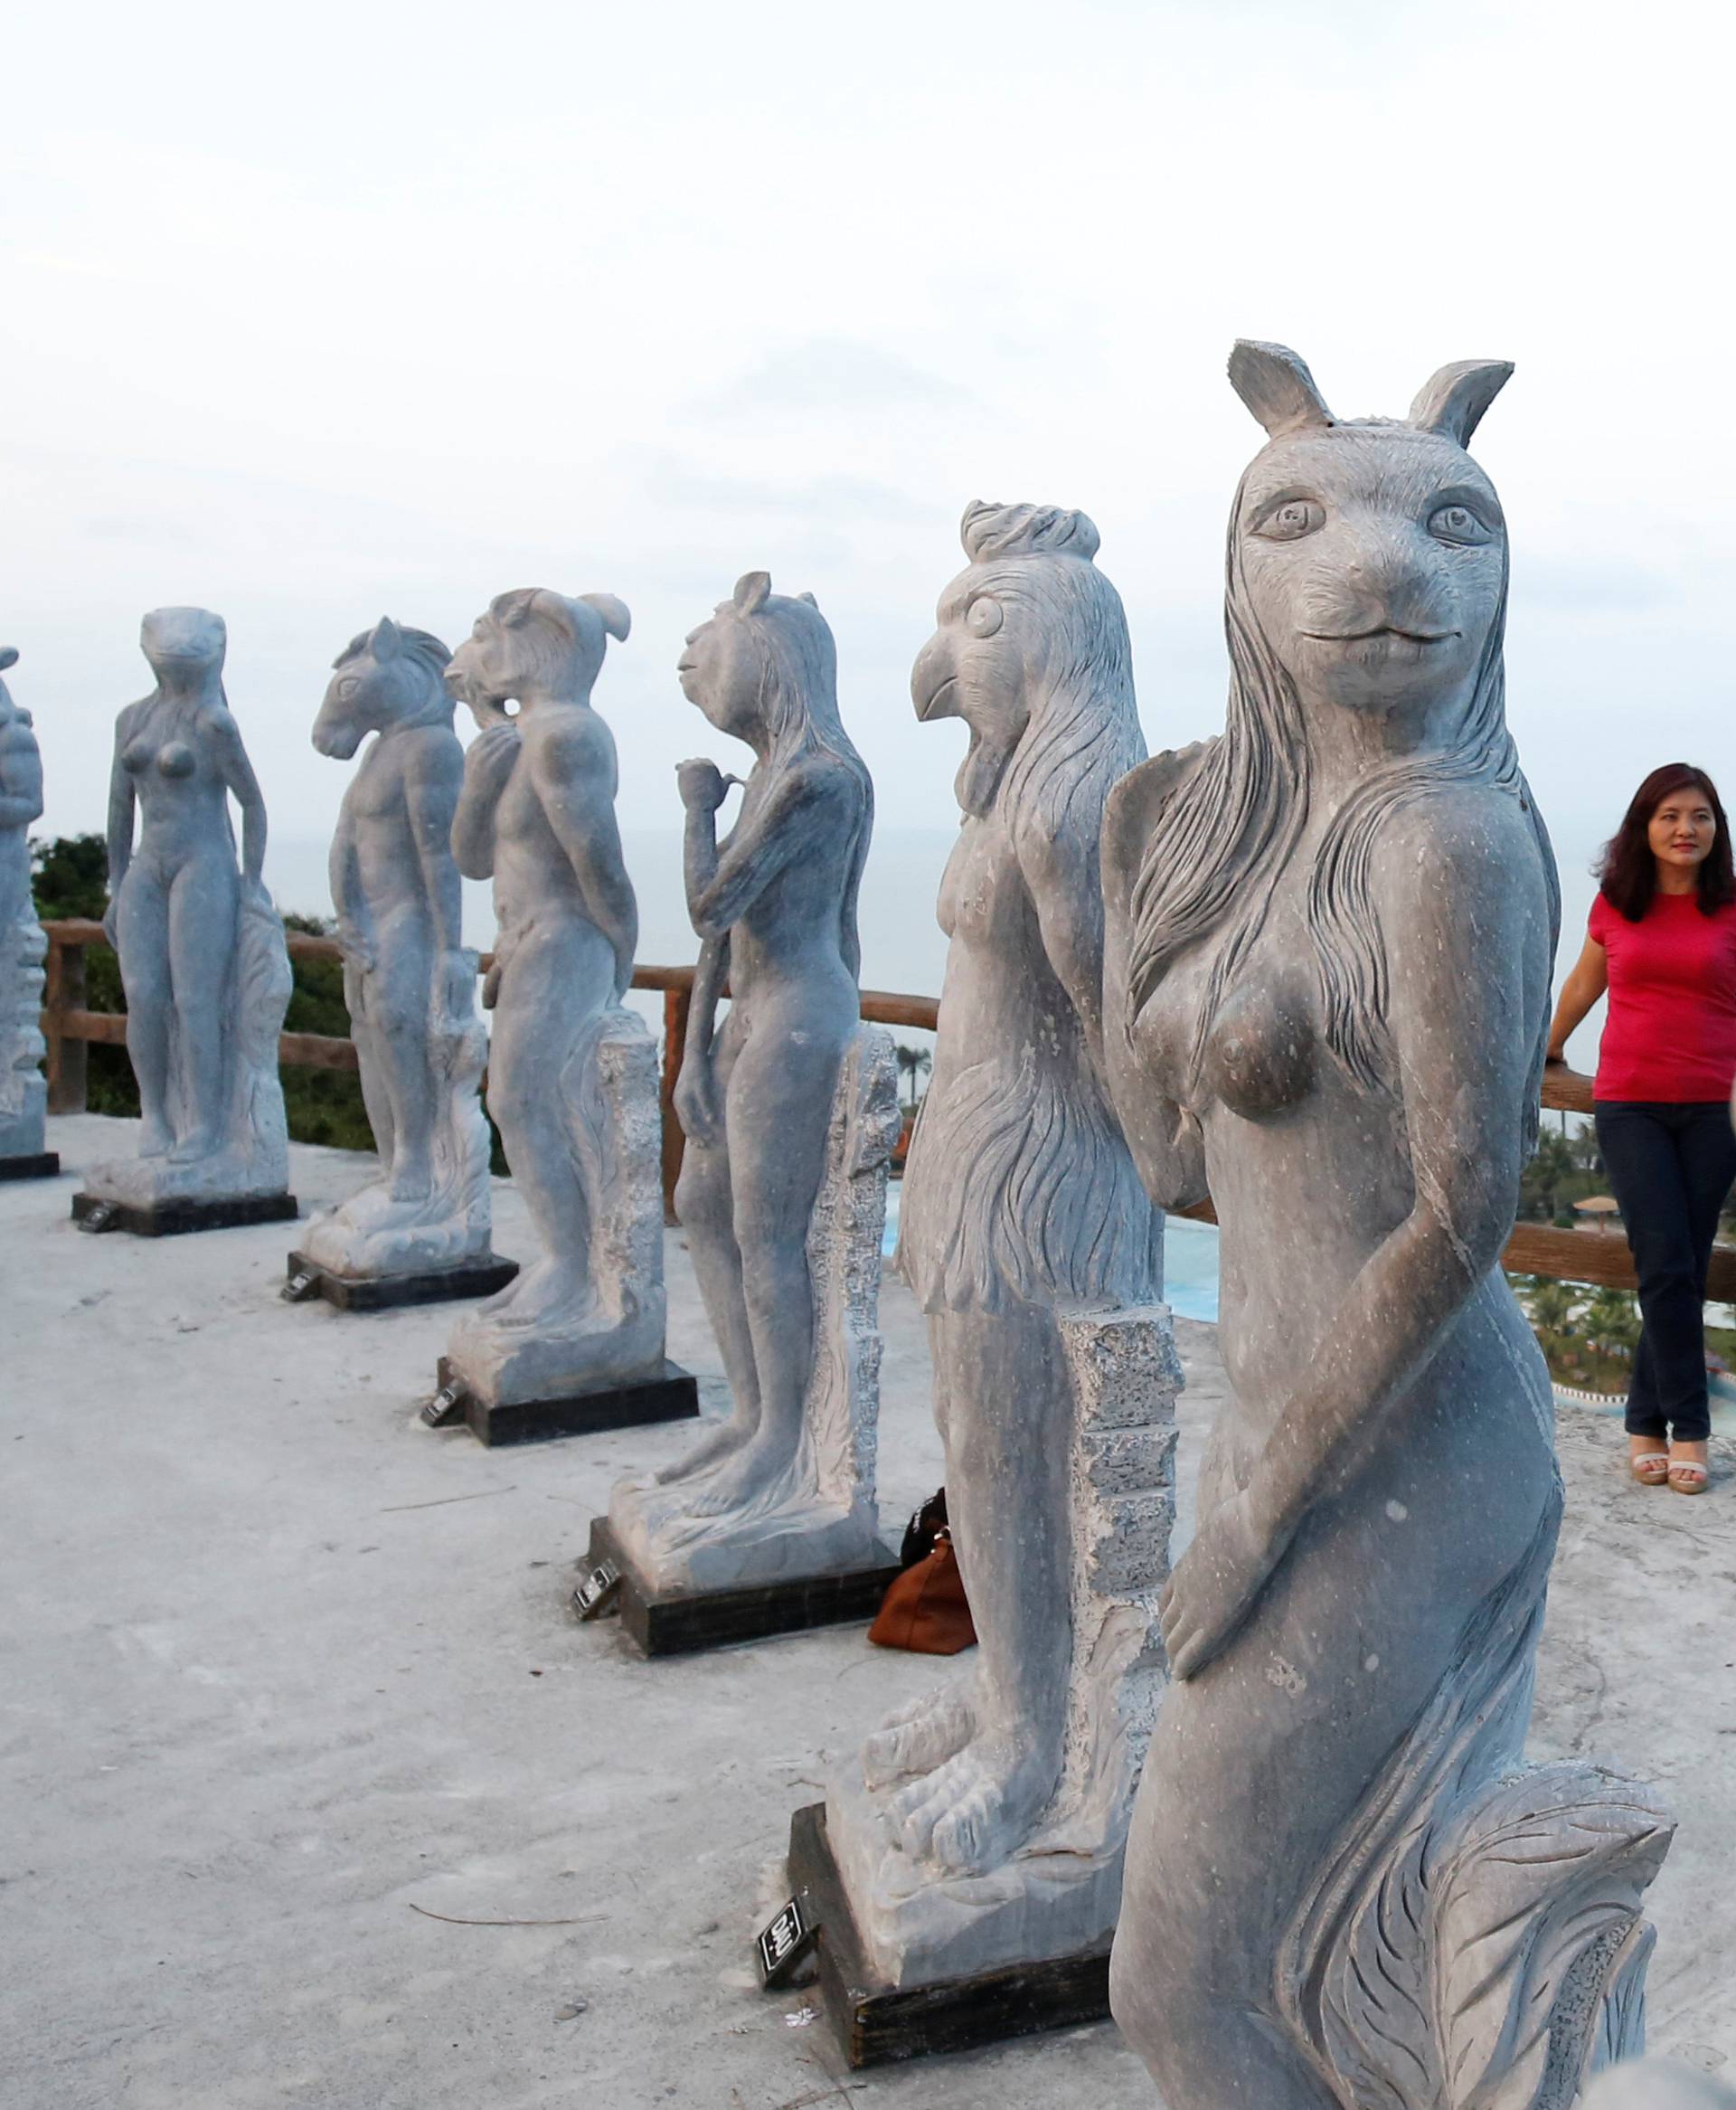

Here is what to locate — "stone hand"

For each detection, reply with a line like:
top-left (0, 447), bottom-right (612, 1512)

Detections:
top-left (338, 921), bottom-right (374, 974)
top-left (673, 1055), bottom-right (721, 1149)
top-left (676, 758), bottom-right (731, 813)
top-left (436, 949), bottom-right (476, 1022)
top-left (1158, 1486), bottom-right (1282, 1681)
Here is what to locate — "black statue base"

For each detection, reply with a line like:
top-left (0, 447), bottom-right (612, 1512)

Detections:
top-left (72, 1190), bottom-right (299, 1239)
top-left (784, 1802), bottom-right (1112, 2068)
top-left (582, 1516), bottom-right (901, 1660)
top-left (420, 1355), bottom-right (699, 1448)
top-left (0, 1151), bottom-right (60, 1182)
top-left (283, 1250), bottom-right (519, 1312)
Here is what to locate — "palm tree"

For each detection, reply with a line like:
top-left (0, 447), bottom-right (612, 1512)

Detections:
top-left (1521, 1276), bottom-right (1578, 1339)
top-left (895, 1042), bottom-right (932, 1113)
top-left (1583, 1287), bottom-right (1641, 1358)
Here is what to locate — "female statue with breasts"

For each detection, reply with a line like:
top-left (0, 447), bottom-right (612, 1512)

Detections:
top-left (1102, 345), bottom-right (1670, 2110)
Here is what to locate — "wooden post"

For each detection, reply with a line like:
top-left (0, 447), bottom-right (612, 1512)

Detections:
top-left (43, 933), bottom-right (88, 1114)
top-left (660, 983), bottom-right (689, 1225)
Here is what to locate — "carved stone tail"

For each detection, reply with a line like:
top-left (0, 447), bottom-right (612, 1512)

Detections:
top-left (1278, 1496), bottom-right (1675, 2110)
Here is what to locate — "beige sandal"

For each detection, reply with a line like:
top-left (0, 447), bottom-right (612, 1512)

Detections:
top-left (1629, 1452), bottom-right (1671, 1487)
top-left (1667, 1459), bottom-right (1710, 1495)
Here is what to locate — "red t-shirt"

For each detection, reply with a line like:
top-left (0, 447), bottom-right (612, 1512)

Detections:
top-left (1590, 888), bottom-right (1736, 1102)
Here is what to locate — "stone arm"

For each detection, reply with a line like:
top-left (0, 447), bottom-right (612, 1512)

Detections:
top-left (1241, 798), bottom-right (1549, 1559)
top-left (1016, 817), bottom-right (1111, 1064)
top-left (672, 932), bottom-right (730, 1147)
top-left (1097, 747), bottom-right (1212, 1209)
top-left (210, 709), bottom-right (268, 885)
top-left (450, 722), bottom-right (521, 881)
top-left (0, 727), bottom-right (43, 829)
top-left (405, 734), bottom-right (467, 960)
top-left (681, 765), bottom-right (825, 943)
top-left (104, 714), bottom-right (138, 940)
top-left (535, 717), bottom-right (637, 999)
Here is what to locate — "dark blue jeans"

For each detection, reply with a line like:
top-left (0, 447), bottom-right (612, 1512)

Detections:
top-left (1592, 1100), bottom-right (1736, 1443)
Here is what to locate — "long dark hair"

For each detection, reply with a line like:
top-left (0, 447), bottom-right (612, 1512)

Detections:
top-left (1598, 762), bottom-right (1735, 920)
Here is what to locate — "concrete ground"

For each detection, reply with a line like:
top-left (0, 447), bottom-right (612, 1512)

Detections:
top-left (5, 1115), bottom-right (1733, 2109)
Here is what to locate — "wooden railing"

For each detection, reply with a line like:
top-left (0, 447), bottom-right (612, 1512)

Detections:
top-left (36, 918), bottom-right (1734, 1301)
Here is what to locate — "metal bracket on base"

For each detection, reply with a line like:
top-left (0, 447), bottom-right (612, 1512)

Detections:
top-left (76, 1199), bottom-right (118, 1235)
top-left (281, 1267), bottom-right (321, 1303)
top-left (420, 1383), bottom-right (467, 1430)
top-left (571, 1559), bottom-right (622, 1621)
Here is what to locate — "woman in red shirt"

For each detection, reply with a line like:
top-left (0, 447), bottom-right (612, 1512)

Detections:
top-left (1548, 762), bottom-right (1736, 1492)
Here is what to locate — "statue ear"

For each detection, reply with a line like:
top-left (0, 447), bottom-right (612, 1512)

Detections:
top-left (796, 591), bottom-right (818, 609)
top-left (580, 591), bottom-right (631, 643)
top-left (732, 572), bottom-right (772, 616)
top-left (492, 588), bottom-right (540, 628)
top-left (1227, 340), bottom-right (1335, 439)
top-left (1408, 359), bottom-right (1514, 447)
top-left (0, 647), bottom-right (16, 673)
top-left (371, 616), bottom-right (402, 663)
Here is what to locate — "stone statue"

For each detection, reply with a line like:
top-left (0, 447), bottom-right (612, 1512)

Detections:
top-left (1585, 2063), bottom-right (1736, 2110)
top-left (823, 505), bottom-right (1164, 1982)
top-left (0, 647), bottom-right (52, 1176)
top-left (294, 618), bottom-right (502, 1295)
top-left (437, 589), bottom-right (668, 1420)
top-left (83, 608), bottom-right (293, 1225)
top-left (608, 574), bottom-right (898, 1593)
top-left (1101, 345), bottom-right (1673, 2108)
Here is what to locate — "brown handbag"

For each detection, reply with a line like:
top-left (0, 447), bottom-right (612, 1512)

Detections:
top-left (868, 1527), bottom-right (977, 1655)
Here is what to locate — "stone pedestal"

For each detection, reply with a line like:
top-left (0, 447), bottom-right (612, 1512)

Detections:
top-left (582, 1516), bottom-right (899, 1659)
top-left (284, 1249), bottom-right (518, 1312)
top-left (607, 1027), bottom-right (900, 1604)
top-left (1, 1151), bottom-right (58, 1182)
top-left (812, 1303), bottom-right (1179, 2053)
top-left (421, 1353), bottom-right (697, 1448)
top-left (429, 1008), bottom-right (676, 1443)
top-left (74, 1188), bottom-right (298, 1238)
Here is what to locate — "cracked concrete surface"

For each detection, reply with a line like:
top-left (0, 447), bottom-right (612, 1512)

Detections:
top-left (5, 1117), bottom-right (1731, 2106)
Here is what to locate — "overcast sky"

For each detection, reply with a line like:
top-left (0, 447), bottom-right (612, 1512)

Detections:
top-left (5, 0), bottom-right (1732, 1047)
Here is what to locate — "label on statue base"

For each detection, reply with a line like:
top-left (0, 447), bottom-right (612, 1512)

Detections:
top-left (571, 1560), bottom-right (621, 1621)
top-left (757, 1893), bottom-right (820, 1989)
top-left (582, 1518), bottom-right (901, 1660)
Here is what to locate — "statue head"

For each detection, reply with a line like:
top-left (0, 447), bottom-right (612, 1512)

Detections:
top-left (313, 616), bottom-right (453, 760)
top-left (0, 646), bottom-right (22, 728)
top-left (444, 589), bottom-right (630, 719)
top-left (677, 571), bottom-right (841, 758)
top-left (677, 572), bottom-right (873, 968)
top-left (140, 607), bottom-right (226, 679)
top-left (1226, 341), bottom-right (1510, 731)
top-left (1125, 344), bottom-right (1555, 1104)
top-left (912, 501), bottom-right (1141, 822)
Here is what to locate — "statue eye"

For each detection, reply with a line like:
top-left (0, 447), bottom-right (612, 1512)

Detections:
top-left (1256, 499), bottom-right (1325, 542)
top-left (1429, 503), bottom-right (1495, 545)
top-left (337, 677), bottom-right (360, 700)
top-left (965, 598), bottom-right (1003, 639)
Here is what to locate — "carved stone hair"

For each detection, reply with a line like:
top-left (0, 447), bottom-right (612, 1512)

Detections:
top-left (1127, 348), bottom-right (1558, 1140)
top-left (483, 588), bottom-right (630, 697)
top-left (723, 572), bottom-right (873, 982)
top-left (335, 620), bottom-right (451, 686)
top-left (958, 502), bottom-right (1144, 859)
top-left (960, 500), bottom-right (1100, 565)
